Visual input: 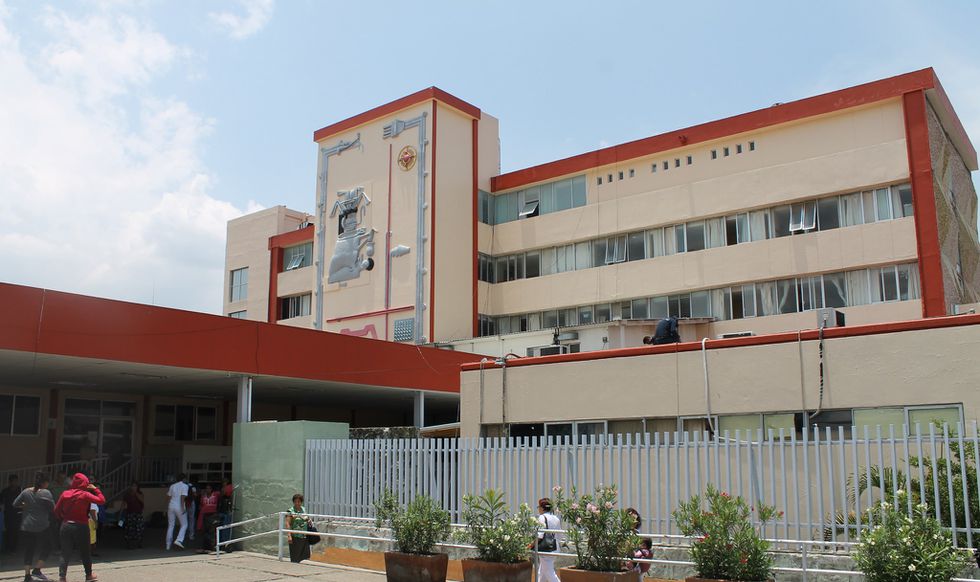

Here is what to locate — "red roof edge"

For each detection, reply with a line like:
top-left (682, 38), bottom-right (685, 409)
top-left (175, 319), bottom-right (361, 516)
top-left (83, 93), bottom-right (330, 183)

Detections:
top-left (269, 224), bottom-right (314, 250)
top-left (461, 311), bottom-right (980, 371)
top-left (313, 87), bottom-right (481, 143)
top-left (491, 68), bottom-right (939, 192)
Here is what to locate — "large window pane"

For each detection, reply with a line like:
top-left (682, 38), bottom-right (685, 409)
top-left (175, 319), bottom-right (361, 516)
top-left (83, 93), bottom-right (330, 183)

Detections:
top-left (12, 396), bottom-right (39, 435)
top-left (592, 239), bottom-right (607, 267)
top-left (854, 408), bottom-right (906, 435)
top-left (594, 304), bottom-right (611, 323)
top-left (540, 183), bottom-right (556, 214)
top-left (741, 284), bottom-right (756, 317)
top-left (862, 191), bottom-right (876, 223)
top-left (651, 296), bottom-right (669, 319)
top-left (749, 210), bottom-right (769, 241)
top-left (736, 213), bottom-right (750, 243)
top-left (725, 216), bottom-right (738, 246)
top-left (102, 401), bottom-right (134, 417)
top-left (664, 226), bottom-right (677, 255)
top-left (790, 202), bottom-right (805, 231)
top-left (763, 413), bottom-right (796, 440)
top-left (846, 270), bottom-right (871, 306)
top-left (542, 310), bottom-right (558, 328)
top-left (706, 217), bottom-right (725, 248)
top-left (175, 405), bottom-right (194, 441)
top-left (648, 229), bottom-right (665, 257)
top-left (802, 201), bottom-right (817, 230)
top-left (627, 232), bottom-right (645, 261)
top-left (154, 405), bottom-right (175, 438)
top-left (818, 197), bottom-right (840, 230)
top-left (605, 236), bottom-right (626, 263)
top-left (823, 272), bottom-right (847, 308)
top-left (578, 305), bottom-right (594, 325)
top-left (0, 395), bottom-right (11, 435)
top-left (525, 252), bottom-right (540, 278)
top-left (875, 188), bottom-right (892, 221)
top-left (896, 184), bottom-right (913, 218)
top-left (554, 180), bottom-right (572, 211)
top-left (691, 291), bottom-right (710, 317)
top-left (685, 221), bottom-right (705, 251)
top-left (631, 298), bottom-right (649, 319)
top-left (881, 266), bottom-right (899, 301)
top-left (771, 205), bottom-right (792, 237)
top-left (575, 241), bottom-right (592, 270)
top-left (718, 414), bottom-right (760, 440)
top-left (776, 279), bottom-right (797, 314)
top-left (731, 286), bottom-right (744, 319)
top-left (196, 407), bottom-right (217, 440)
top-left (840, 193), bottom-right (863, 226)
top-left (908, 407), bottom-right (961, 434)
top-left (571, 176), bottom-right (587, 207)
top-left (65, 398), bottom-right (101, 416)
top-left (675, 224), bottom-right (687, 253)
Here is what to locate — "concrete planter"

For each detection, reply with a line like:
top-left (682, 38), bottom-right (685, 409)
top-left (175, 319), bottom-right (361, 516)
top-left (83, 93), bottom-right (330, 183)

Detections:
top-left (383, 551), bottom-right (449, 582)
top-left (461, 558), bottom-right (532, 582)
top-left (558, 567), bottom-right (642, 582)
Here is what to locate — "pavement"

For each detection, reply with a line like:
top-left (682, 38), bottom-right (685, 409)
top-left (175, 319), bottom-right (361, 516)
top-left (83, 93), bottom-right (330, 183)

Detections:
top-left (0, 527), bottom-right (385, 582)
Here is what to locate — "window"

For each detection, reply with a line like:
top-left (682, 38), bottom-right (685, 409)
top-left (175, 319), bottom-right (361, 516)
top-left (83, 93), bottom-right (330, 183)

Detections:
top-left (572, 177), bottom-right (587, 207)
top-left (618, 171), bottom-right (624, 180)
top-left (519, 194), bottom-right (539, 219)
top-left (608, 174), bottom-right (613, 183)
top-left (597, 176), bottom-right (602, 185)
top-left (685, 221), bottom-right (705, 252)
top-left (894, 184), bottom-right (913, 218)
top-left (771, 205), bottom-right (792, 237)
top-left (749, 141), bottom-right (755, 151)
top-left (594, 304), bottom-right (611, 323)
top-left (651, 163), bottom-right (657, 173)
top-left (651, 296), bottom-right (669, 319)
top-left (578, 305), bottom-right (594, 325)
top-left (874, 188), bottom-right (892, 222)
top-left (763, 413), bottom-right (795, 439)
top-left (686, 156), bottom-right (693, 165)
top-left (154, 404), bottom-right (217, 441)
top-left (525, 252), bottom-right (540, 278)
top-left (674, 158), bottom-right (680, 168)
top-left (854, 408), bottom-right (905, 435)
top-left (229, 267), bottom-right (248, 302)
top-left (228, 310), bottom-right (247, 319)
top-left (647, 228), bottom-right (665, 257)
top-left (629, 169), bottom-right (635, 178)
top-left (749, 210), bottom-right (770, 241)
top-left (0, 395), bottom-right (41, 436)
top-left (690, 291), bottom-right (710, 318)
top-left (711, 150), bottom-right (717, 160)
top-left (478, 190), bottom-right (492, 224)
top-left (817, 197), bottom-right (840, 230)
top-left (908, 406), bottom-right (961, 435)
top-left (663, 161), bottom-right (669, 171)
top-left (631, 298), bottom-right (649, 319)
top-left (736, 144), bottom-right (743, 154)
top-left (627, 232), bottom-right (646, 261)
top-left (605, 235), bottom-right (626, 264)
top-left (575, 242), bottom-right (592, 270)
top-left (674, 223), bottom-right (687, 253)
top-left (280, 294), bottom-right (311, 319)
top-left (723, 147), bottom-right (730, 157)
top-left (823, 272), bottom-right (847, 308)
top-left (776, 279), bottom-right (797, 314)
top-left (718, 414), bottom-right (760, 439)
top-left (283, 242), bottom-right (313, 271)
top-left (789, 201), bottom-right (816, 232)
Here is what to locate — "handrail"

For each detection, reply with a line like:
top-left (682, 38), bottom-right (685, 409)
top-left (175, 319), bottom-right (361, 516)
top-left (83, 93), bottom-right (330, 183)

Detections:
top-left (212, 511), bottom-right (980, 581)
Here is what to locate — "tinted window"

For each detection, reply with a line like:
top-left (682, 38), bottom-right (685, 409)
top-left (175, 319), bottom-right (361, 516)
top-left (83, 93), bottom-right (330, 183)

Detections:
top-left (817, 197), bottom-right (840, 230)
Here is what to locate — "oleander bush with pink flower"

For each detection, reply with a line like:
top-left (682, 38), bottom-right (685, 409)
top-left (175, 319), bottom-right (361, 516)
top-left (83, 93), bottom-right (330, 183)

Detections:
top-left (672, 484), bottom-right (779, 581)
top-left (553, 484), bottom-right (639, 572)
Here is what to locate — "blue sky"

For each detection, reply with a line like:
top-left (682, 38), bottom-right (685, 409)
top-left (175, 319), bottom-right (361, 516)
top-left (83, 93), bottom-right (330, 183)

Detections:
top-left (1, 0), bottom-right (978, 313)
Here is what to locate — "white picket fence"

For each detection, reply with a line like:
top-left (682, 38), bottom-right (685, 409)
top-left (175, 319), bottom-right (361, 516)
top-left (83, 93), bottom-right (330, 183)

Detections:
top-left (305, 422), bottom-right (980, 545)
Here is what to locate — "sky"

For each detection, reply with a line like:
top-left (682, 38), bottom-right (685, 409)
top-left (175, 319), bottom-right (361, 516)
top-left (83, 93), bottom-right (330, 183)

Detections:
top-left (1, 0), bottom-right (979, 314)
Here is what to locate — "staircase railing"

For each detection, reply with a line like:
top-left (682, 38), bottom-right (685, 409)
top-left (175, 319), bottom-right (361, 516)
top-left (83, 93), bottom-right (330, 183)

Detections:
top-left (0, 457), bottom-right (110, 489)
top-left (1, 456), bottom-right (180, 501)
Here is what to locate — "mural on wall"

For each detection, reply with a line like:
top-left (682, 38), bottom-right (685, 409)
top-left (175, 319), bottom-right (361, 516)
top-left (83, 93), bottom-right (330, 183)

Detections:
top-left (327, 187), bottom-right (376, 284)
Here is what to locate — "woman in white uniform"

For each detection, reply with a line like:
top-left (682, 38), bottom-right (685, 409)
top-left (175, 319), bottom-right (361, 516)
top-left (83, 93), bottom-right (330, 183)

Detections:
top-left (535, 497), bottom-right (562, 582)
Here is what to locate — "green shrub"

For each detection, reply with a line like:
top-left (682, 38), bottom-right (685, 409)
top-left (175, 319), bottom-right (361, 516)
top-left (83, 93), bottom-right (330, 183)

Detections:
top-left (456, 489), bottom-right (538, 563)
top-left (854, 491), bottom-right (971, 582)
top-left (673, 484), bottom-right (778, 581)
top-left (553, 484), bottom-right (639, 572)
top-left (374, 490), bottom-right (451, 555)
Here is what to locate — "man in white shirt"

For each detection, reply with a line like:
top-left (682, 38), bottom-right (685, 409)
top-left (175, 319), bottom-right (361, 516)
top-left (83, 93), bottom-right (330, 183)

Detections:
top-left (165, 474), bottom-right (189, 550)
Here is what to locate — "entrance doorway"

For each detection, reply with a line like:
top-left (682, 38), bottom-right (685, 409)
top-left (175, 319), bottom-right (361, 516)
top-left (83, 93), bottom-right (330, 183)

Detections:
top-left (62, 398), bottom-right (136, 466)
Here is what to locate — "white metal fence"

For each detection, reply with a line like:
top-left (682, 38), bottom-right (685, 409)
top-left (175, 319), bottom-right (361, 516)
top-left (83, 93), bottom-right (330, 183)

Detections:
top-left (305, 422), bottom-right (980, 546)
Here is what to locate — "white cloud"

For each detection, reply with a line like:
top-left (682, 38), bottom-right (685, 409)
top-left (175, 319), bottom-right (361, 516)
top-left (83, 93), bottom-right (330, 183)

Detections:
top-left (209, 0), bottom-right (274, 40)
top-left (0, 4), bottom-right (259, 313)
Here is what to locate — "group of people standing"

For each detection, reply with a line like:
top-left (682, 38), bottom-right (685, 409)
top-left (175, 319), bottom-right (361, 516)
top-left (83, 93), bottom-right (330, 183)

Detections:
top-left (164, 474), bottom-right (234, 554)
top-left (534, 498), bottom-right (653, 582)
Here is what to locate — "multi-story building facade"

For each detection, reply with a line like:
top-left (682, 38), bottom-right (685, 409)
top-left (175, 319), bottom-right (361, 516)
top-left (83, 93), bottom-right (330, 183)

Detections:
top-left (224, 68), bottom-right (980, 358)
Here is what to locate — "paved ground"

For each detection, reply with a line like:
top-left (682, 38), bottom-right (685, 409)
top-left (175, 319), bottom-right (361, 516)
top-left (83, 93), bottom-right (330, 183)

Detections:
top-left (0, 527), bottom-right (384, 582)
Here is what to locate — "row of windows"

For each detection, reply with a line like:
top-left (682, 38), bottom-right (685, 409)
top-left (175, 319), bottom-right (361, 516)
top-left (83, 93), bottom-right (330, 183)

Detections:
top-left (279, 293), bottom-right (312, 320)
top-left (0, 395), bottom-right (41, 436)
top-left (507, 405), bottom-right (962, 442)
top-left (228, 310), bottom-right (247, 319)
top-left (479, 183), bottom-right (913, 284)
top-left (283, 242), bottom-right (312, 271)
top-left (229, 267), bottom-right (248, 302)
top-left (478, 175), bottom-right (588, 225)
top-left (477, 263), bottom-right (919, 336)
top-left (154, 404), bottom-right (217, 441)
top-left (595, 141), bottom-right (757, 186)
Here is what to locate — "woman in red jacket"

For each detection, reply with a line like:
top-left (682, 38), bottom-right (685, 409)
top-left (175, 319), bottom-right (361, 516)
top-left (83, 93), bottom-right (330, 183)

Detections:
top-left (53, 474), bottom-right (104, 582)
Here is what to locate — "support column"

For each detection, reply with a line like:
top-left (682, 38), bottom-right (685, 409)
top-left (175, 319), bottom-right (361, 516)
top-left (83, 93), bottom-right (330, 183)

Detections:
top-left (413, 391), bottom-right (425, 428)
top-left (237, 376), bottom-right (253, 423)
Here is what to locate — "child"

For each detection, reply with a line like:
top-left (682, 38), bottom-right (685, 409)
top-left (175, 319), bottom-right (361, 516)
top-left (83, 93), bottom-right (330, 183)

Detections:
top-left (631, 538), bottom-right (652, 574)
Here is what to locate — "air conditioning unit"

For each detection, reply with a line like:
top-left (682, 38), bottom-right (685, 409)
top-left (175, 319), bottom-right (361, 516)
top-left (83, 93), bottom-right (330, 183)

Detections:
top-left (526, 344), bottom-right (570, 357)
top-left (815, 308), bottom-right (845, 328)
top-left (718, 331), bottom-right (755, 339)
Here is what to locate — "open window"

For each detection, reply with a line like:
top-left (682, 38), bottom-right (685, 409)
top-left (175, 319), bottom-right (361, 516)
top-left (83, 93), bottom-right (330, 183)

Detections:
top-left (790, 201), bottom-right (817, 232)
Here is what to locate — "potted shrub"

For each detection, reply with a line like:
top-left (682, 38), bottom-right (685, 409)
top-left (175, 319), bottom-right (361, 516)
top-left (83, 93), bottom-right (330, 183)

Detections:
top-left (672, 484), bottom-right (778, 582)
top-left (854, 491), bottom-right (971, 582)
top-left (374, 490), bottom-right (452, 582)
top-left (455, 489), bottom-right (538, 582)
top-left (553, 484), bottom-right (641, 581)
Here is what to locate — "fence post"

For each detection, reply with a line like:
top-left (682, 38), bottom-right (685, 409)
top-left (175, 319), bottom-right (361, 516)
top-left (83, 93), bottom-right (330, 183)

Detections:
top-left (277, 512), bottom-right (285, 561)
top-left (800, 543), bottom-right (808, 582)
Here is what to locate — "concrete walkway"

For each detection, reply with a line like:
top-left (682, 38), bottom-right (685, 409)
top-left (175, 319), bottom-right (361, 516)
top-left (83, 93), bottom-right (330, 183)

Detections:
top-left (0, 552), bottom-right (386, 582)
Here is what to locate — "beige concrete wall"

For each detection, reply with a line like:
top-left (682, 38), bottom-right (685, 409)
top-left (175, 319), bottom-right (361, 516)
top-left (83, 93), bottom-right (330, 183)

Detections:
top-left (477, 113), bottom-right (500, 192)
top-left (487, 219), bottom-right (917, 316)
top-left (224, 206), bottom-right (309, 321)
top-left (0, 386), bottom-right (50, 471)
top-left (433, 103), bottom-right (478, 342)
top-left (484, 100), bottom-right (908, 257)
top-left (276, 266), bottom-right (314, 300)
top-left (459, 319), bottom-right (980, 437)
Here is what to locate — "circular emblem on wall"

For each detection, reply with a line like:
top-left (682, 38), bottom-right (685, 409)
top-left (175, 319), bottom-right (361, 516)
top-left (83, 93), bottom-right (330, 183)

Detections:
top-left (397, 146), bottom-right (418, 171)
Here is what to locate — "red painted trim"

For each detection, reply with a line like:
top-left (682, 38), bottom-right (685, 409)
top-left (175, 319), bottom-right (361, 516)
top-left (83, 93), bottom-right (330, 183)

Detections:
top-left (471, 118), bottom-right (479, 338)
top-left (491, 68), bottom-right (938, 192)
top-left (313, 87), bottom-right (481, 143)
top-left (268, 224), bottom-right (314, 249)
top-left (267, 246), bottom-right (282, 322)
top-left (429, 101), bottom-right (437, 342)
top-left (326, 305), bottom-right (413, 323)
top-left (0, 282), bottom-right (480, 393)
top-left (461, 312), bottom-right (980, 371)
top-left (903, 90), bottom-right (946, 317)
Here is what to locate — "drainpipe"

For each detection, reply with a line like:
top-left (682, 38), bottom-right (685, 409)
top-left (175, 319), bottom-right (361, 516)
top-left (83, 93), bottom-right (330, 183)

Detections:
top-left (314, 134), bottom-right (361, 330)
top-left (700, 338), bottom-right (716, 434)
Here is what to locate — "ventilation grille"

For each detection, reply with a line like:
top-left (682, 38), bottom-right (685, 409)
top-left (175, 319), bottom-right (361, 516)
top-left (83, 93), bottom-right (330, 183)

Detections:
top-left (393, 318), bottom-right (415, 342)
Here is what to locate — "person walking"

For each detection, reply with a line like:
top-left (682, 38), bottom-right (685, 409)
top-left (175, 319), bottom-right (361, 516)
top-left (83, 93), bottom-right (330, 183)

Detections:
top-left (165, 474), bottom-right (189, 551)
top-left (535, 497), bottom-right (561, 582)
top-left (284, 493), bottom-right (310, 563)
top-left (53, 473), bottom-right (104, 582)
top-left (195, 484), bottom-right (219, 553)
top-left (2, 475), bottom-right (23, 553)
top-left (122, 481), bottom-right (145, 549)
top-left (13, 472), bottom-right (55, 582)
